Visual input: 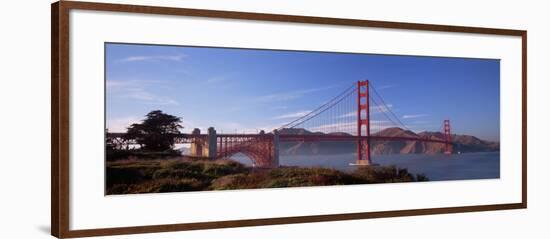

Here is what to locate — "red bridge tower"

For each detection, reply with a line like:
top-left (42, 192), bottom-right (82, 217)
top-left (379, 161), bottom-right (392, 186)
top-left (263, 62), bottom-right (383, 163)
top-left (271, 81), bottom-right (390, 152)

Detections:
top-left (356, 80), bottom-right (371, 165)
top-left (443, 119), bottom-right (452, 154)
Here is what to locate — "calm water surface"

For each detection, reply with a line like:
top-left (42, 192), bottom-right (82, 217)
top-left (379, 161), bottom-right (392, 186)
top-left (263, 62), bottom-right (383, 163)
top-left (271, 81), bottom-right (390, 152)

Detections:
top-left (232, 152), bottom-right (500, 181)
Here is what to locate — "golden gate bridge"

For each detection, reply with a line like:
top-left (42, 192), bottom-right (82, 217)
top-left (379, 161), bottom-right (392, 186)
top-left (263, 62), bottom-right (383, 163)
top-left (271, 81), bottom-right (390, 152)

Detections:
top-left (107, 80), bottom-right (453, 168)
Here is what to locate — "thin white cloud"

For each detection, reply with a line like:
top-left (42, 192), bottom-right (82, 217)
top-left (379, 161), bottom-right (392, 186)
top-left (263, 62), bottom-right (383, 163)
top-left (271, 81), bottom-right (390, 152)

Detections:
top-left (372, 103), bottom-right (393, 113)
top-left (224, 106), bottom-right (244, 113)
top-left (120, 88), bottom-right (178, 105)
top-left (106, 80), bottom-right (126, 88)
top-left (206, 76), bottom-right (228, 84)
top-left (116, 54), bottom-right (186, 63)
top-left (106, 79), bottom-right (162, 89)
top-left (256, 85), bottom-right (338, 102)
top-left (376, 84), bottom-right (397, 90)
top-left (106, 116), bottom-right (141, 133)
top-left (338, 111), bottom-right (356, 118)
top-left (107, 79), bottom-right (178, 105)
top-left (177, 119), bottom-right (205, 134)
top-left (273, 110), bottom-right (312, 119)
top-left (402, 114), bottom-right (429, 119)
top-left (273, 106), bottom-right (289, 110)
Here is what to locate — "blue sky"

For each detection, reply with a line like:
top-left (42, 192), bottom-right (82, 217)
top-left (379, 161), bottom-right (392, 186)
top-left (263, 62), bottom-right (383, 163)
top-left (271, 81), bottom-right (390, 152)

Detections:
top-left (105, 43), bottom-right (500, 141)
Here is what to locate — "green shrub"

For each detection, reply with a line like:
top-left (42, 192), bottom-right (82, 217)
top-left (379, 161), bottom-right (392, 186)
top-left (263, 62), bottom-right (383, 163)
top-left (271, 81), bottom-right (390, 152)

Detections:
top-left (106, 149), bottom-right (182, 161)
top-left (352, 165), bottom-right (419, 183)
top-left (106, 158), bottom-right (429, 195)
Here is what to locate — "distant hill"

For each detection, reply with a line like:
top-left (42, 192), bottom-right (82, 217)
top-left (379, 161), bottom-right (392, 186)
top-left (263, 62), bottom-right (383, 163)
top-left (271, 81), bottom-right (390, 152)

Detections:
top-left (279, 128), bottom-right (324, 135)
top-left (279, 127), bottom-right (499, 155)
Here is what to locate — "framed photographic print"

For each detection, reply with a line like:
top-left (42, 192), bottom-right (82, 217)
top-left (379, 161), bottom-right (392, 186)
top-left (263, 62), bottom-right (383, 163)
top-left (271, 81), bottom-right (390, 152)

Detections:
top-left (51, 1), bottom-right (527, 238)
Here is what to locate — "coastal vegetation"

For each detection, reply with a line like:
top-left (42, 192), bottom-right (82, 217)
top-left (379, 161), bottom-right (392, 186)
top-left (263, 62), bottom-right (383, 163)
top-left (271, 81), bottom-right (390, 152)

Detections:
top-left (106, 158), bottom-right (428, 194)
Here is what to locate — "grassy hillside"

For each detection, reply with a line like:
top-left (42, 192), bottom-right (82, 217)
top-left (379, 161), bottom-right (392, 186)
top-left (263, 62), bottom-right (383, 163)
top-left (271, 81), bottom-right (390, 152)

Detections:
top-left (106, 158), bottom-right (428, 194)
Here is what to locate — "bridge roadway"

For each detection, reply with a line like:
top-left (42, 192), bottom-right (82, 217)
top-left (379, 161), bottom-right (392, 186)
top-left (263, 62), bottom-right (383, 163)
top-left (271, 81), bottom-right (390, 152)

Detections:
top-left (106, 132), bottom-right (451, 167)
top-left (107, 132), bottom-right (449, 144)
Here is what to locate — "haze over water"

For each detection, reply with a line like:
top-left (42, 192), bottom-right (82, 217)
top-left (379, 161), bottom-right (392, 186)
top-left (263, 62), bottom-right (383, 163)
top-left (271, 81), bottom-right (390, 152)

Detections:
top-left (233, 152), bottom-right (500, 181)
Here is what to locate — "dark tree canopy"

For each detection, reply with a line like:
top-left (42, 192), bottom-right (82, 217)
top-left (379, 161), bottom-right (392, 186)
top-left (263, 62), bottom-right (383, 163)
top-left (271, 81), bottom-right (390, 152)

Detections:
top-left (125, 110), bottom-right (183, 151)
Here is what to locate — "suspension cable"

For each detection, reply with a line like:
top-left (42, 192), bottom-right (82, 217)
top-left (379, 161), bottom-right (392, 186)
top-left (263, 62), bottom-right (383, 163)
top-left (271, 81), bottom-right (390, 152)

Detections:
top-left (278, 83), bottom-right (356, 130)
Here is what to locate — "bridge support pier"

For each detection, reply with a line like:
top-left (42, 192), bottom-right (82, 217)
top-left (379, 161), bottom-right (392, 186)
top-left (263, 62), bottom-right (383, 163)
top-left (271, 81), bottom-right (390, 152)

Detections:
top-left (271, 130), bottom-right (280, 167)
top-left (189, 127), bottom-right (218, 159)
top-left (190, 128), bottom-right (202, 157)
top-left (206, 127), bottom-right (217, 158)
top-left (356, 141), bottom-right (371, 166)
